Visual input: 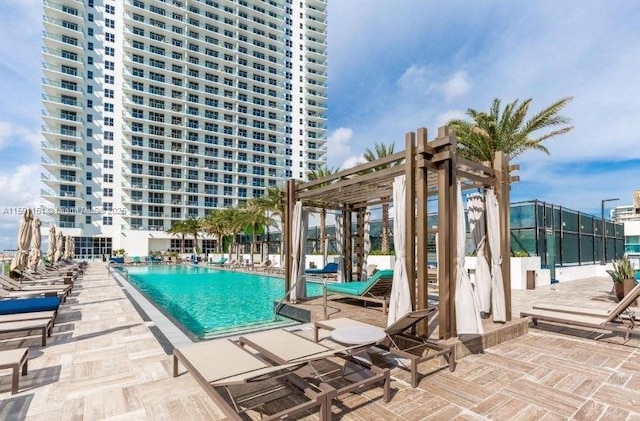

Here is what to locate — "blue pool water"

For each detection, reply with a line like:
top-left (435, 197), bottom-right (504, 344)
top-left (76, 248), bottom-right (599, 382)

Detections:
top-left (123, 265), bottom-right (323, 338)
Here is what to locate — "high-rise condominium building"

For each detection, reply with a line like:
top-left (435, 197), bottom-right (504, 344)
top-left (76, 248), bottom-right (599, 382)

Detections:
top-left (41, 0), bottom-right (327, 257)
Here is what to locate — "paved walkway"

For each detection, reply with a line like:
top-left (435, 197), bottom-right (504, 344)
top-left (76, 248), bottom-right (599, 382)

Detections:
top-left (0, 263), bottom-right (638, 420)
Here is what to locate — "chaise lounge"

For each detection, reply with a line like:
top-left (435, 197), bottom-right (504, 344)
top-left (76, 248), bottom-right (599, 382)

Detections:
top-left (173, 338), bottom-right (333, 420)
top-left (521, 282), bottom-right (640, 341)
top-left (305, 262), bottom-right (339, 276)
top-left (238, 328), bottom-right (391, 414)
top-left (313, 308), bottom-right (456, 388)
top-left (0, 296), bottom-right (62, 316)
top-left (325, 269), bottom-right (394, 314)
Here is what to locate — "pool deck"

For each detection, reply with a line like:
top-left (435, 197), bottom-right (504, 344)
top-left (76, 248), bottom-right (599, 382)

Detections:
top-left (1, 262), bottom-right (639, 420)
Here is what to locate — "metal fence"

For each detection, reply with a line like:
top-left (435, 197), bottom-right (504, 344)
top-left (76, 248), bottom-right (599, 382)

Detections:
top-left (510, 200), bottom-right (624, 267)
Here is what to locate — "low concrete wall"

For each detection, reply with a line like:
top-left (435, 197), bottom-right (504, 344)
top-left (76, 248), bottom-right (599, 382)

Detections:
top-left (554, 264), bottom-right (611, 282)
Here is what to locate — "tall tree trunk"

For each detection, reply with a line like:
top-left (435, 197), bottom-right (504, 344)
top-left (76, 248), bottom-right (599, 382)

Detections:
top-left (381, 203), bottom-right (390, 254)
top-left (181, 235), bottom-right (185, 253)
top-left (320, 209), bottom-right (327, 266)
top-left (252, 225), bottom-right (258, 264)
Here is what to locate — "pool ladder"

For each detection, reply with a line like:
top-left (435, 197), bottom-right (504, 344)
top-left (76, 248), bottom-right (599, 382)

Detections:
top-left (274, 275), bottom-right (328, 321)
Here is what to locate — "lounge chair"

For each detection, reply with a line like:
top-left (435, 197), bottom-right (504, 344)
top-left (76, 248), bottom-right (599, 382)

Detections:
top-left (12, 269), bottom-right (73, 285)
top-left (521, 282), bottom-right (640, 341)
top-left (0, 348), bottom-right (29, 394)
top-left (0, 296), bottom-right (62, 316)
top-left (313, 308), bottom-right (456, 388)
top-left (210, 256), bottom-right (228, 266)
top-left (325, 269), bottom-right (394, 314)
top-left (238, 329), bottom-right (391, 411)
top-left (0, 276), bottom-right (71, 296)
top-left (0, 288), bottom-right (66, 302)
top-left (305, 262), bottom-right (339, 276)
top-left (250, 260), bottom-right (271, 272)
top-left (173, 338), bottom-right (333, 420)
top-left (0, 317), bottom-right (55, 346)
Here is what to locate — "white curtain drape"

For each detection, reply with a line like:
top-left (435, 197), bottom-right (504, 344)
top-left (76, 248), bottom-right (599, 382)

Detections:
top-left (11, 209), bottom-right (33, 272)
top-left (468, 193), bottom-right (492, 315)
top-left (335, 213), bottom-right (344, 282)
top-left (486, 189), bottom-right (507, 322)
top-left (387, 175), bottom-right (412, 326)
top-left (455, 182), bottom-right (484, 334)
top-left (289, 201), bottom-right (303, 303)
top-left (28, 217), bottom-right (42, 271)
top-left (362, 211), bottom-right (371, 279)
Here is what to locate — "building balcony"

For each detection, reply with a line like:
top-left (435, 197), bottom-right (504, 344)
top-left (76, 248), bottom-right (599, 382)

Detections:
top-left (41, 156), bottom-right (84, 171)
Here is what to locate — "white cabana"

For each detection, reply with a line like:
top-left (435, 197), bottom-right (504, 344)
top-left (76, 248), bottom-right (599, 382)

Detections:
top-left (387, 175), bottom-right (412, 326)
top-left (10, 209), bottom-right (33, 273)
top-left (334, 213), bottom-right (344, 282)
top-left (455, 182), bottom-right (484, 335)
top-left (486, 189), bottom-right (507, 322)
top-left (289, 201), bottom-right (307, 302)
top-left (467, 193), bottom-right (491, 316)
top-left (47, 225), bottom-right (56, 261)
top-left (28, 217), bottom-right (42, 271)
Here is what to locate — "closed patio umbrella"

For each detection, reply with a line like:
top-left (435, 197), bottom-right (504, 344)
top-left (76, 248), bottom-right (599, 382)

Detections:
top-left (28, 217), bottom-right (42, 271)
top-left (70, 236), bottom-right (76, 259)
top-left (54, 231), bottom-right (64, 262)
top-left (467, 193), bottom-right (492, 316)
top-left (387, 175), bottom-right (412, 326)
top-left (455, 182), bottom-right (484, 335)
top-left (10, 209), bottom-right (33, 273)
top-left (486, 189), bottom-right (507, 322)
top-left (47, 225), bottom-right (56, 261)
top-left (65, 236), bottom-right (73, 259)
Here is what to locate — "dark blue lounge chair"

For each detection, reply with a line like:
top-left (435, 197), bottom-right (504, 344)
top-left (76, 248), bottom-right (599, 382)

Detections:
top-left (305, 262), bottom-right (339, 275)
top-left (0, 296), bottom-right (62, 316)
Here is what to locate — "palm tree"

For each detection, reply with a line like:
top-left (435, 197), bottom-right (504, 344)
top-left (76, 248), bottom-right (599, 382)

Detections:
top-left (253, 185), bottom-right (285, 260)
top-left (166, 220), bottom-right (189, 252)
top-left (202, 209), bottom-right (226, 253)
top-left (182, 216), bottom-right (203, 255)
top-left (307, 166), bottom-right (338, 265)
top-left (208, 208), bottom-right (245, 262)
top-left (363, 142), bottom-right (395, 254)
top-left (448, 97), bottom-right (574, 163)
top-left (240, 200), bottom-right (275, 263)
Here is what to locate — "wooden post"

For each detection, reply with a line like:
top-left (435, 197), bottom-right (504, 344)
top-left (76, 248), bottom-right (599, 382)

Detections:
top-left (494, 152), bottom-right (512, 321)
top-left (405, 131), bottom-right (416, 308)
top-left (437, 126), bottom-right (456, 339)
top-left (415, 128), bottom-right (429, 335)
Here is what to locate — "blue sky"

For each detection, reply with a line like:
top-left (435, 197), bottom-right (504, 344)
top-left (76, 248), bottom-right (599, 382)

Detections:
top-left (0, 0), bottom-right (639, 250)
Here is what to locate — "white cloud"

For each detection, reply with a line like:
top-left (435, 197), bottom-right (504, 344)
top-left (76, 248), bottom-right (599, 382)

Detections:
top-left (398, 65), bottom-right (433, 93)
top-left (441, 71), bottom-right (470, 100)
top-left (0, 164), bottom-right (42, 250)
top-left (436, 110), bottom-right (467, 127)
top-left (0, 121), bottom-right (41, 152)
top-left (340, 155), bottom-right (366, 170)
top-left (324, 127), bottom-right (355, 167)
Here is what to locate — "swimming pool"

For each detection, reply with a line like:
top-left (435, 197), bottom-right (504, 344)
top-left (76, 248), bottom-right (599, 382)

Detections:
top-left (123, 265), bottom-right (323, 339)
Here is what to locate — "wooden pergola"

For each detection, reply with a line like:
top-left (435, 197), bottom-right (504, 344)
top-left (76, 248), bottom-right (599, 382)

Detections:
top-left (283, 126), bottom-right (515, 339)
